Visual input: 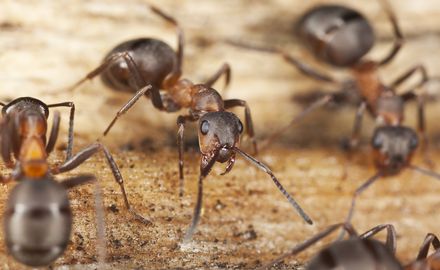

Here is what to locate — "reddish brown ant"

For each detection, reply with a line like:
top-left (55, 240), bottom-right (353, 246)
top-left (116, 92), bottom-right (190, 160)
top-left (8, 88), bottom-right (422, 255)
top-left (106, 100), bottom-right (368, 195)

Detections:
top-left (94, 69), bottom-right (313, 243)
top-left (259, 222), bottom-right (400, 269)
top-left (227, 0), bottom-right (432, 162)
top-left (64, 4), bottom-right (257, 197)
top-left (0, 90), bottom-right (150, 266)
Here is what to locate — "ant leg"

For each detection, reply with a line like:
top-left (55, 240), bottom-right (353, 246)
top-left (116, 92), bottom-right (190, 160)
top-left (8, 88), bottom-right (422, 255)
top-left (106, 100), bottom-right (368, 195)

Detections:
top-left (360, 224), bottom-right (397, 254)
top-left (260, 94), bottom-right (333, 151)
top-left (177, 115), bottom-right (197, 197)
top-left (60, 174), bottom-right (107, 265)
top-left (0, 119), bottom-right (14, 168)
top-left (339, 172), bottom-right (383, 239)
top-left (233, 147), bottom-right (313, 224)
top-left (226, 40), bottom-right (338, 83)
top-left (258, 223), bottom-right (356, 270)
top-left (417, 94), bottom-right (433, 167)
top-left (204, 63), bottom-right (231, 96)
top-left (415, 233), bottom-right (440, 260)
top-left (61, 174), bottom-right (96, 189)
top-left (224, 99), bottom-right (258, 154)
top-left (46, 111), bottom-right (61, 154)
top-left (52, 142), bottom-right (151, 225)
top-left (344, 101), bottom-right (367, 150)
top-left (390, 65), bottom-right (428, 92)
top-left (47, 102), bottom-right (75, 160)
top-left (67, 52), bottom-right (143, 92)
top-left (102, 85), bottom-right (151, 136)
top-left (378, 0), bottom-right (404, 66)
top-left (392, 66), bottom-right (432, 166)
top-left (66, 50), bottom-right (166, 110)
top-left (148, 4), bottom-right (184, 87)
top-left (182, 151), bottom-right (219, 243)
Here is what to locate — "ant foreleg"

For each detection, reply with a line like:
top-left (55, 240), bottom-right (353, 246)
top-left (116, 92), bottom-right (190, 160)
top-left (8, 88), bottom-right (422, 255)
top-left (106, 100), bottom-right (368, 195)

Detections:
top-left (52, 142), bottom-right (151, 225)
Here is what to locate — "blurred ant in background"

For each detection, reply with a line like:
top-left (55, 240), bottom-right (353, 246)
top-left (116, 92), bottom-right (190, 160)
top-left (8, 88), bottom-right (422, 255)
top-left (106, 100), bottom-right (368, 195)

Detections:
top-left (342, 124), bottom-right (440, 232)
top-left (228, 0), bottom-right (435, 166)
top-left (65, 3), bottom-right (257, 198)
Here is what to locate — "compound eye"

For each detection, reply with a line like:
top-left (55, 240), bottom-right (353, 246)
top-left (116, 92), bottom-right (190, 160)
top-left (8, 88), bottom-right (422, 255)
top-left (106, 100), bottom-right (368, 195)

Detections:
top-left (372, 135), bottom-right (383, 149)
top-left (200, 120), bottom-right (210, 135)
top-left (409, 135), bottom-right (419, 150)
top-left (237, 120), bottom-right (243, 134)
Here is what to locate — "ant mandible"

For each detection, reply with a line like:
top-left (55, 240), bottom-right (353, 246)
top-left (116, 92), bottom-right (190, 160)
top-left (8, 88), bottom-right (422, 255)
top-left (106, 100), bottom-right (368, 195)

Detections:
top-left (64, 3), bottom-right (257, 197)
top-left (0, 88), bottom-right (150, 266)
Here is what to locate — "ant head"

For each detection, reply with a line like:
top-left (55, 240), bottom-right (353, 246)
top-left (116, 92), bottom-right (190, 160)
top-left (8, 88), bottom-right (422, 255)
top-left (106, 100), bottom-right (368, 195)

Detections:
top-left (198, 111), bottom-right (243, 163)
top-left (371, 126), bottom-right (418, 174)
top-left (4, 178), bottom-right (72, 267)
top-left (2, 97), bottom-right (49, 118)
top-left (296, 5), bottom-right (374, 67)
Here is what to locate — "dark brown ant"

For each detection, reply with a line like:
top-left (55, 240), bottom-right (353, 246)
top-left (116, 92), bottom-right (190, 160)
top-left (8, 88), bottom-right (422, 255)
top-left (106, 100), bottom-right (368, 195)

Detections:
top-left (259, 222), bottom-right (400, 269)
top-left (63, 4), bottom-right (257, 197)
top-left (261, 223), bottom-right (440, 270)
top-left (0, 91), bottom-right (150, 266)
top-left (227, 0), bottom-right (432, 160)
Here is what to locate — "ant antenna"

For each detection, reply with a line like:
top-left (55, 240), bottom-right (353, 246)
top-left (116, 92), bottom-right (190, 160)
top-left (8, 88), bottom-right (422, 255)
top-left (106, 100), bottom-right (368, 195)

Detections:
top-left (233, 146), bottom-right (313, 224)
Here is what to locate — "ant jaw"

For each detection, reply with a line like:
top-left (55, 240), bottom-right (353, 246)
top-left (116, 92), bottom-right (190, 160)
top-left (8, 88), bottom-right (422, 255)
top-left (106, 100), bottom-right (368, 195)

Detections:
top-left (217, 144), bottom-right (236, 163)
top-left (374, 151), bottom-right (410, 176)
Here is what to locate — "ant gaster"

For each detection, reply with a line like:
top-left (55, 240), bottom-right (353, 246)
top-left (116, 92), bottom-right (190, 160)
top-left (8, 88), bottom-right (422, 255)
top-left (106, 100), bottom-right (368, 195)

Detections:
top-left (0, 93), bottom-right (150, 266)
top-left (261, 223), bottom-right (440, 270)
top-left (228, 0), bottom-right (431, 160)
top-left (65, 4), bottom-right (257, 197)
top-left (259, 223), bottom-right (401, 270)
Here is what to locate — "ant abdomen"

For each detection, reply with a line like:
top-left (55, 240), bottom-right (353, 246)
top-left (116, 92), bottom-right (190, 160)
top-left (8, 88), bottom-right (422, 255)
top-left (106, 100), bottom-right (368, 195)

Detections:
top-left (101, 38), bottom-right (177, 92)
top-left (307, 238), bottom-right (402, 270)
top-left (296, 5), bottom-right (374, 66)
top-left (4, 178), bottom-right (72, 267)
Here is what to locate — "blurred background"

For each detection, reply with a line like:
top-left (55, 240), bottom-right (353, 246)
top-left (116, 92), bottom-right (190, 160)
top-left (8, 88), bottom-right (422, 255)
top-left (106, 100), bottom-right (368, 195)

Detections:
top-left (1, 0), bottom-right (440, 146)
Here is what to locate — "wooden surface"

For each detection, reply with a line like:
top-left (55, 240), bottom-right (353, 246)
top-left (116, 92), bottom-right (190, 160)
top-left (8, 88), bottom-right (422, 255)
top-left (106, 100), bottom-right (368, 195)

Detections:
top-left (0, 0), bottom-right (440, 269)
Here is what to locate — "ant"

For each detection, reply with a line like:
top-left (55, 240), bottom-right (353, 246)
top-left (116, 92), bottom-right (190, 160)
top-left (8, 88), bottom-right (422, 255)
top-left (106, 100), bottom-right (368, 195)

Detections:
top-left (259, 222), bottom-right (400, 269)
top-left (228, 0), bottom-right (432, 161)
top-left (64, 3), bottom-right (257, 197)
top-left (260, 223), bottom-right (440, 270)
top-left (0, 90), bottom-right (150, 266)
top-left (177, 109), bottom-right (313, 242)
